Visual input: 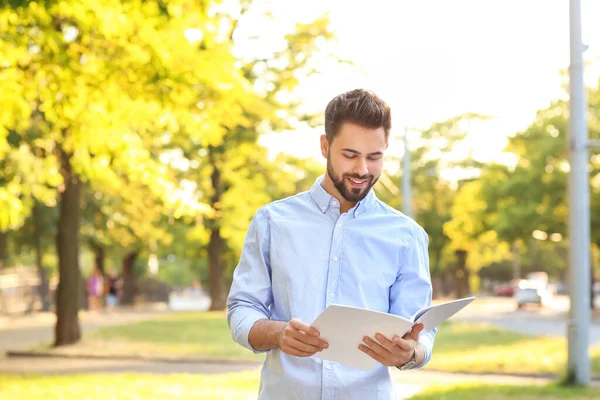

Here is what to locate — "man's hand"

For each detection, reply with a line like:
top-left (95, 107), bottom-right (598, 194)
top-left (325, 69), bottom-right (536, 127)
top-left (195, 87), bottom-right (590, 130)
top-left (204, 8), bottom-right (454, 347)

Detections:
top-left (358, 323), bottom-right (424, 367)
top-left (277, 318), bottom-right (329, 357)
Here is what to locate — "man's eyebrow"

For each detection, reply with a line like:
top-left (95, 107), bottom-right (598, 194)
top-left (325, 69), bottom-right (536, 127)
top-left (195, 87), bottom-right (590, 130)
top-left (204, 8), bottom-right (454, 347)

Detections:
top-left (341, 148), bottom-right (383, 156)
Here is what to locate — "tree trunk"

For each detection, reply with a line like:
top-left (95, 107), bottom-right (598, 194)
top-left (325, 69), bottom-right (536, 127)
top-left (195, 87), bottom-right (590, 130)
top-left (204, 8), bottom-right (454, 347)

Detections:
top-left (512, 241), bottom-right (521, 281)
top-left (0, 231), bottom-right (6, 313)
top-left (54, 147), bottom-right (82, 346)
top-left (431, 246), bottom-right (444, 299)
top-left (121, 251), bottom-right (138, 306)
top-left (208, 228), bottom-right (227, 310)
top-left (0, 230), bottom-right (7, 269)
top-left (93, 244), bottom-right (105, 275)
top-left (431, 275), bottom-right (445, 299)
top-left (454, 249), bottom-right (471, 299)
top-left (33, 203), bottom-right (50, 312)
top-left (442, 270), bottom-right (454, 297)
top-left (208, 148), bottom-right (226, 311)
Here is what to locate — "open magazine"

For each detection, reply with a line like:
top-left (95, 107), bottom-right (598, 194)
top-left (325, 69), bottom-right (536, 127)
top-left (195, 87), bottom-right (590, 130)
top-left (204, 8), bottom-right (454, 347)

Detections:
top-left (310, 296), bottom-right (476, 370)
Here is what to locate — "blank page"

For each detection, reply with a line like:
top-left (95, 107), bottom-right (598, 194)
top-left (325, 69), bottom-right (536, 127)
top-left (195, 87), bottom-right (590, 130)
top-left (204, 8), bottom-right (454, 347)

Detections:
top-left (311, 304), bottom-right (413, 371)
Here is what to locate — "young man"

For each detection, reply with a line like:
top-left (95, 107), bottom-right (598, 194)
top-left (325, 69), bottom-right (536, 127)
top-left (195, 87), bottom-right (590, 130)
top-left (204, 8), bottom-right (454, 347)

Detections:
top-left (227, 89), bottom-right (435, 399)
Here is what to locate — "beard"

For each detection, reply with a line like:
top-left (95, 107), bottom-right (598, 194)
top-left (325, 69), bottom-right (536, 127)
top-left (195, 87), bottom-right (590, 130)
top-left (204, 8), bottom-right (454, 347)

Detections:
top-left (326, 157), bottom-right (378, 204)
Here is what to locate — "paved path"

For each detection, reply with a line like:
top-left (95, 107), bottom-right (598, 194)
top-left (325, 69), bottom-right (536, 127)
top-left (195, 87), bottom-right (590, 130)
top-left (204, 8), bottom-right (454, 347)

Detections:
top-left (0, 356), bottom-right (258, 375)
top-left (0, 306), bottom-right (171, 355)
top-left (453, 296), bottom-right (600, 345)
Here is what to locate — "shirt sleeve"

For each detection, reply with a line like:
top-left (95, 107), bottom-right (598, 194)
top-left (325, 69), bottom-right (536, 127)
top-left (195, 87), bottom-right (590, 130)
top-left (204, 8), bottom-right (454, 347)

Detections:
top-left (226, 208), bottom-right (273, 354)
top-left (388, 224), bottom-right (436, 368)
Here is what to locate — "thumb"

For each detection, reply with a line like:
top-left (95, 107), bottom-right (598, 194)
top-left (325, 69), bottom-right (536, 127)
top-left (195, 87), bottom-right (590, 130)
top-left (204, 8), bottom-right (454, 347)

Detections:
top-left (406, 323), bottom-right (424, 340)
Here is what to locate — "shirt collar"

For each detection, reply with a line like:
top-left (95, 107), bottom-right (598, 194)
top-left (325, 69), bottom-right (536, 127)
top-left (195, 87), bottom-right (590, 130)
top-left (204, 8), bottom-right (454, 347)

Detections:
top-left (309, 175), bottom-right (377, 217)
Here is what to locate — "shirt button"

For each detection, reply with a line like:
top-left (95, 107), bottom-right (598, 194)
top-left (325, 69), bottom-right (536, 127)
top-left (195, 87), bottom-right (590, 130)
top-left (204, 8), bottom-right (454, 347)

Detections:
top-left (329, 293), bottom-right (335, 298)
top-left (332, 256), bottom-right (338, 262)
top-left (321, 206), bottom-right (326, 211)
top-left (337, 223), bottom-right (342, 229)
top-left (332, 200), bottom-right (338, 206)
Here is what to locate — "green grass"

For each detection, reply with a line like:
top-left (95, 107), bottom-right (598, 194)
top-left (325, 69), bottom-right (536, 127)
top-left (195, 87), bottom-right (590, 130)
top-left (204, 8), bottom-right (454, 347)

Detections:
top-left (0, 372), bottom-right (260, 400)
top-left (1, 373), bottom-right (598, 400)
top-left (411, 383), bottom-right (600, 400)
top-left (65, 311), bottom-right (264, 362)
top-left (40, 312), bottom-right (600, 377)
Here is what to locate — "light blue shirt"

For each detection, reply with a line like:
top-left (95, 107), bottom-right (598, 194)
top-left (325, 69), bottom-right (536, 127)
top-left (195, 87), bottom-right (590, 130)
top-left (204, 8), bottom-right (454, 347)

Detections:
top-left (227, 176), bottom-right (436, 400)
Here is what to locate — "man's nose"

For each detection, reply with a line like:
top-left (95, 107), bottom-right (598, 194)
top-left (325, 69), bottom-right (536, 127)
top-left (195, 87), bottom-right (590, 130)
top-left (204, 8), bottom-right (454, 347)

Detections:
top-left (353, 158), bottom-right (369, 176)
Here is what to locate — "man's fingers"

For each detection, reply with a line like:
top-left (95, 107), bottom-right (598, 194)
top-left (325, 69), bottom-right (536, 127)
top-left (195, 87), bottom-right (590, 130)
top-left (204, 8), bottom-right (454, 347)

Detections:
top-left (290, 329), bottom-right (328, 349)
top-left (289, 318), bottom-right (320, 337)
top-left (362, 336), bottom-right (392, 358)
top-left (358, 343), bottom-right (386, 365)
top-left (372, 333), bottom-right (398, 353)
top-left (281, 345), bottom-right (315, 357)
top-left (281, 336), bottom-right (322, 356)
top-left (412, 323), bottom-right (424, 335)
top-left (403, 323), bottom-right (424, 341)
top-left (287, 319), bottom-right (328, 349)
top-left (392, 336), bottom-right (415, 351)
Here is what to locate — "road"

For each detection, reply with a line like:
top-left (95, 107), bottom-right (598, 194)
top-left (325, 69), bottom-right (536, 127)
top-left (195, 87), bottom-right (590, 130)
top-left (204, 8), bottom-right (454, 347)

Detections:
top-left (451, 295), bottom-right (600, 346)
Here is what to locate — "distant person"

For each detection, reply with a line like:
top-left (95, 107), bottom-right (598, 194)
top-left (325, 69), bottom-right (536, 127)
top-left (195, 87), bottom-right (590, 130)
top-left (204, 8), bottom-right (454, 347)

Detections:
top-left (87, 268), bottom-right (104, 311)
top-left (227, 89), bottom-right (435, 399)
top-left (105, 268), bottom-right (122, 311)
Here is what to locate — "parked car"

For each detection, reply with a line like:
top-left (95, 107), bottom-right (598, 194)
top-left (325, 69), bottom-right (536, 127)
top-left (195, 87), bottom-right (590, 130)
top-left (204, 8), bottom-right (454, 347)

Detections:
top-left (553, 282), bottom-right (568, 295)
top-left (494, 284), bottom-right (515, 297)
top-left (494, 279), bottom-right (520, 297)
top-left (514, 280), bottom-right (553, 309)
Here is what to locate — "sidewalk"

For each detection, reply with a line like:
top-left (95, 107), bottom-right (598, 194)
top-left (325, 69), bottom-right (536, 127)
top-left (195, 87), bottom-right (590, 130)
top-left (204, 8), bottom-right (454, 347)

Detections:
top-left (0, 304), bottom-right (171, 355)
top-left (0, 303), bottom-right (170, 329)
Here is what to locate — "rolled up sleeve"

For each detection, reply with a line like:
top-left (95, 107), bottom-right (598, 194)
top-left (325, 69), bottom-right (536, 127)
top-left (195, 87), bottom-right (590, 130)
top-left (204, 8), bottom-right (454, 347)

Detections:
top-left (227, 208), bottom-right (273, 353)
top-left (389, 224), bottom-right (436, 368)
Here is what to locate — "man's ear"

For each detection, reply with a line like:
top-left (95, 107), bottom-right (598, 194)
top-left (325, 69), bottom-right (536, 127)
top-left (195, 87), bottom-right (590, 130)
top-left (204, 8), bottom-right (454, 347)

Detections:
top-left (320, 134), bottom-right (329, 158)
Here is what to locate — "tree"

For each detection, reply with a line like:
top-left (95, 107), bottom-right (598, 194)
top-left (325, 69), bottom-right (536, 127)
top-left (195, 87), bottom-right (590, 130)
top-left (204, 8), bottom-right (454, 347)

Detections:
top-left (479, 100), bottom-right (574, 280)
top-left (464, 77), bottom-right (600, 302)
top-left (176, 4), bottom-right (335, 310)
top-left (443, 178), bottom-right (510, 296)
top-left (11, 202), bottom-right (57, 311)
top-left (378, 114), bottom-right (488, 296)
top-left (0, 0), bottom-right (260, 345)
top-left (82, 180), bottom-right (177, 304)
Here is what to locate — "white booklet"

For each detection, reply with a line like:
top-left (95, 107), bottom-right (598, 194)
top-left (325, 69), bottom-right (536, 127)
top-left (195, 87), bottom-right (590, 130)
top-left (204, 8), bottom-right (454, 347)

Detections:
top-left (310, 296), bottom-right (475, 371)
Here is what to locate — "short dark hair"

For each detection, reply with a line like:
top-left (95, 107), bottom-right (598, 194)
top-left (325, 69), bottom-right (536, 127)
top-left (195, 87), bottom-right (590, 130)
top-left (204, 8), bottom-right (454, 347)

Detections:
top-left (324, 89), bottom-right (391, 143)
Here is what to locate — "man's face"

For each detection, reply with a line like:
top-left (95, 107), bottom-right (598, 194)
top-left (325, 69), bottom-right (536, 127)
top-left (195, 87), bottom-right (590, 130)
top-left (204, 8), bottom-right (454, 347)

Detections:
top-left (321, 123), bottom-right (387, 204)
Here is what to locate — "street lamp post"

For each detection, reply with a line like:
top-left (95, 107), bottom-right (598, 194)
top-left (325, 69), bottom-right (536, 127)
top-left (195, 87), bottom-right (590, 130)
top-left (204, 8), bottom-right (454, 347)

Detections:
top-left (567, 0), bottom-right (591, 385)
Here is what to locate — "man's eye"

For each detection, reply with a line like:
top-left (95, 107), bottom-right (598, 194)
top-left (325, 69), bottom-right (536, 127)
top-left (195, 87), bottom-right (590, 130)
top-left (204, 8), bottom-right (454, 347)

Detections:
top-left (368, 156), bottom-right (382, 161)
top-left (343, 154), bottom-right (356, 159)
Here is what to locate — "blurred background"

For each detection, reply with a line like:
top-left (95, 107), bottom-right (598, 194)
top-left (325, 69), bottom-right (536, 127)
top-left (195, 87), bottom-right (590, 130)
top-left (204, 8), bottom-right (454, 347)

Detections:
top-left (1, 0), bottom-right (600, 399)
